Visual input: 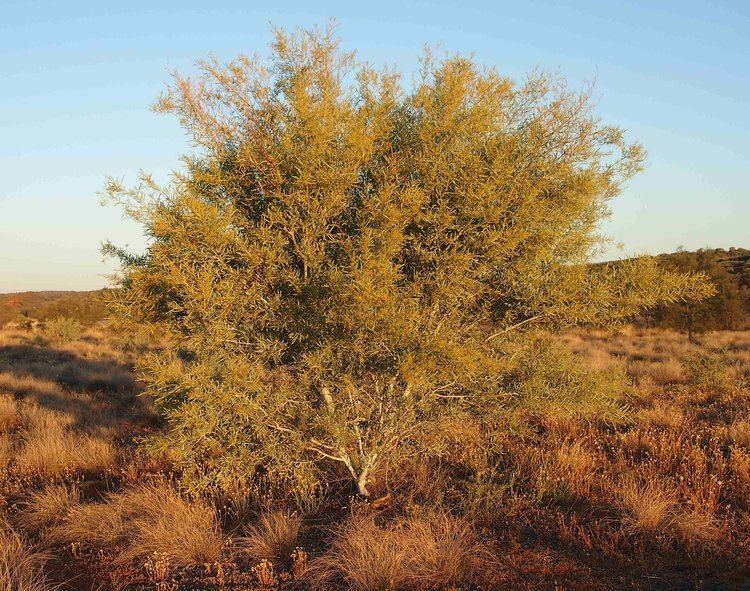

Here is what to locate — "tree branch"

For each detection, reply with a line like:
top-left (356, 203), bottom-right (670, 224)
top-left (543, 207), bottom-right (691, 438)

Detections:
top-left (485, 315), bottom-right (542, 341)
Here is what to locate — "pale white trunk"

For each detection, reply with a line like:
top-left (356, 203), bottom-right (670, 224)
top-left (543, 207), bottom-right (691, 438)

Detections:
top-left (356, 473), bottom-right (371, 497)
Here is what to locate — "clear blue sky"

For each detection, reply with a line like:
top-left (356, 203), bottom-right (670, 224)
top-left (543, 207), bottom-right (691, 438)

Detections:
top-left (1, 0), bottom-right (748, 292)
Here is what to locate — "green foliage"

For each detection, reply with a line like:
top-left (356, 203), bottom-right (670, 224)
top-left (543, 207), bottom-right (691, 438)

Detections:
top-left (44, 317), bottom-right (84, 343)
top-left (104, 25), bottom-right (711, 495)
top-left (683, 352), bottom-right (735, 395)
top-left (508, 336), bottom-right (628, 425)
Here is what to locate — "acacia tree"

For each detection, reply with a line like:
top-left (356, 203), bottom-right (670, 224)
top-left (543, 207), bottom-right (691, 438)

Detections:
top-left (105, 25), bottom-right (711, 496)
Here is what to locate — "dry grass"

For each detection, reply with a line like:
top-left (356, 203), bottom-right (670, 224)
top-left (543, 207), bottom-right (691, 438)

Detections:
top-left (17, 484), bottom-right (81, 532)
top-left (544, 328), bottom-right (750, 556)
top-left (0, 328), bottom-right (137, 396)
top-left (629, 359), bottom-right (685, 386)
top-left (51, 482), bottom-right (223, 569)
top-left (2, 324), bottom-right (750, 588)
top-left (0, 519), bottom-right (52, 591)
top-left (308, 511), bottom-right (493, 591)
top-left (638, 402), bottom-right (684, 428)
top-left (0, 327), bottom-right (145, 479)
top-left (14, 423), bottom-right (117, 477)
top-left (0, 382), bottom-right (118, 478)
top-left (238, 509), bottom-right (302, 567)
top-left (617, 477), bottom-right (677, 536)
top-left (0, 394), bottom-right (18, 433)
top-left (730, 448), bottom-right (750, 500)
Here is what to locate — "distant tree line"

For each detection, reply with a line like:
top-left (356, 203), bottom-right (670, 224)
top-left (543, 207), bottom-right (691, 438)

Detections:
top-left (640, 248), bottom-right (750, 335)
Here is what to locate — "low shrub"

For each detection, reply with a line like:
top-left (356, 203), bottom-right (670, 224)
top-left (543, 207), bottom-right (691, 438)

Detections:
top-left (684, 352), bottom-right (735, 396)
top-left (510, 337), bottom-right (629, 425)
top-left (43, 317), bottom-right (83, 343)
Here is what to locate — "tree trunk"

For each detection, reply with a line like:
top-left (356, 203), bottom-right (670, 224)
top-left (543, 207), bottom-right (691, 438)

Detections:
top-left (356, 474), bottom-right (370, 497)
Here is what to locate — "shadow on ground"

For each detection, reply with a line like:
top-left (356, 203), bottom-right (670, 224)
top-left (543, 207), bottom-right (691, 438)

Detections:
top-left (0, 342), bottom-right (154, 432)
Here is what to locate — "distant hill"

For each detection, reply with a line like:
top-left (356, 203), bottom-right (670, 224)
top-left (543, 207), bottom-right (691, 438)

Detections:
top-left (0, 289), bottom-right (109, 327)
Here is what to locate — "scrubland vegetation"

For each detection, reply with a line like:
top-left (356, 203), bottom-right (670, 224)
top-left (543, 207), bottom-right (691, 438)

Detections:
top-left (0, 323), bottom-right (749, 589)
top-left (4, 24), bottom-right (750, 591)
top-left (643, 248), bottom-right (750, 335)
top-left (0, 291), bottom-right (108, 328)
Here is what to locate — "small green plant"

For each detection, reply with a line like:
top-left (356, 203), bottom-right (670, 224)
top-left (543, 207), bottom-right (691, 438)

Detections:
top-left (684, 352), bottom-right (734, 395)
top-left (44, 317), bottom-right (83, 342)
top-left (509, 337), bottom-right (629, 425)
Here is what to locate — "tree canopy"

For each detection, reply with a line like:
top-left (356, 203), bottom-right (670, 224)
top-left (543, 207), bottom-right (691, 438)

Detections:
top-left (105, 25), bottom-right (712, 495)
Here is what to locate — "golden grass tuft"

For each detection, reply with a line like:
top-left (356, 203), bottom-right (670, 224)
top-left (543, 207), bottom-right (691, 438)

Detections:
top-left (401, 511), bottom-right (496, 589)
top-left (307, 514), bottom-right (411, 591)
top-left (0, 394), bottom-right (15, 424)
top-left (616, 475), bottom-right (720, 547)
top-left (51, 482), bottom-right (223, 569)
top-left (730, 448), bottom-right (750, 488)
top-left (238, 509), bottom-right (302, 567)
top-left (0, 519), bottom-right (53, 591)
top-left (556, 441), bottom-right (597, 476)
top-left (638, 402), bottom-right (684, 429)
top-left (15, 425), bottom-right (116, 477)
top-left (553, 441), bottom-right (599, 497)
top-left (727, 418), bottom-right (750, 448)
top-left (308, 511), bottom-right (493, 591)
top-left (618, 477), bottom-right (676, 536)
top-left (672, 511), bottom-right (721, 546)
top-left (0, 435), bottom-right (13, 468)
top-left (17, 484), bottom-right (81, 532)
top-left (0, 394), bottom-right (19, 433)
